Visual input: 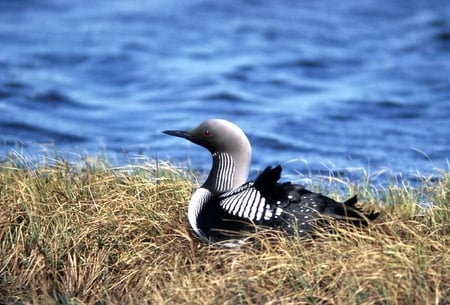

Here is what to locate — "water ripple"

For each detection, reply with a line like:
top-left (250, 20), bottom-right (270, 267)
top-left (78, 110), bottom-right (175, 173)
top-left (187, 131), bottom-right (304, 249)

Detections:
top-left (0, 0), bottom-right (449, 182)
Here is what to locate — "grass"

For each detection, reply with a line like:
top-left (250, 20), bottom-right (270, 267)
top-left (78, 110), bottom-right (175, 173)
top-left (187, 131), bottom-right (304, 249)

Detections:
top-left (0, 155), bottom-right (449, 305)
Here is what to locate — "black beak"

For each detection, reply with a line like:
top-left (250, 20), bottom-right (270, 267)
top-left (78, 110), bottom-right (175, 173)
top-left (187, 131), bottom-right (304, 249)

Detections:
top-left (163, 129), bottom-right (210, 150)
top-left (163, 130), bottom-right (192, 139)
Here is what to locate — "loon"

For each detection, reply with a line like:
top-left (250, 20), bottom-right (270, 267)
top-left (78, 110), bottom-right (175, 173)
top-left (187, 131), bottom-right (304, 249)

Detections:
top-left (163, 119), bottom-right (378, 244)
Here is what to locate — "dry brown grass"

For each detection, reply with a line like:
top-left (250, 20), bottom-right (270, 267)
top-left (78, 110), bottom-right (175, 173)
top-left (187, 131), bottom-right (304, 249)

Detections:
top-left (0, 156), bottom-right (449, 305)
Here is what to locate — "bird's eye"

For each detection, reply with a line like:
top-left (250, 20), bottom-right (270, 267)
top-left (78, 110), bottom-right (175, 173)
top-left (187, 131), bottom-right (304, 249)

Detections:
top-left (203, 130), bottom-right (211, 137)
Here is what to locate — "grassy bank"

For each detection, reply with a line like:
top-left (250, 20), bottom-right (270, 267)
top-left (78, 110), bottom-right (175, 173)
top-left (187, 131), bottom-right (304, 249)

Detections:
top-left (0, 156), bottom-right (449, 305)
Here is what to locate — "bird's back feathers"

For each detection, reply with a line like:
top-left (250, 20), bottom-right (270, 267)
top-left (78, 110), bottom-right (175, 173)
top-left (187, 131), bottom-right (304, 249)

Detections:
top-left (210, 165), bottom-right (378, 240)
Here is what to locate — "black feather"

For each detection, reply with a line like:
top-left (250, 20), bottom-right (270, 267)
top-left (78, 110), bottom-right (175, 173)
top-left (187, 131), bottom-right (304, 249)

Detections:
top-left (199, 165), bottom-right (378, 242)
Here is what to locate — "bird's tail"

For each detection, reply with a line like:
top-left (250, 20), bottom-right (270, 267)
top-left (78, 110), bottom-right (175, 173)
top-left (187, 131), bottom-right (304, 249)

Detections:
top-left (336, 195), bottom-right (379, 225)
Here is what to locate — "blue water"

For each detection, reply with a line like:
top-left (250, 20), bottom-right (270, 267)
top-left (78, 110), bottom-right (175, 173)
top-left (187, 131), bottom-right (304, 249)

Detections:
top-left (1, 0), bottom-right (449, 182)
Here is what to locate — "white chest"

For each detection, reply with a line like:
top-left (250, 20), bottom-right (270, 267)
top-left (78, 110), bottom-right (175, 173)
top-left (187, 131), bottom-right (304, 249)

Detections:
top-left (188, 188), bottom-right (213, 241)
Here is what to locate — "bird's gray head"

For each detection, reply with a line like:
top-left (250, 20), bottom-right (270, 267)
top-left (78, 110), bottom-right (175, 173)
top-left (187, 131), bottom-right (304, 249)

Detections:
top-left (163, 119), bottom-right (252, 192)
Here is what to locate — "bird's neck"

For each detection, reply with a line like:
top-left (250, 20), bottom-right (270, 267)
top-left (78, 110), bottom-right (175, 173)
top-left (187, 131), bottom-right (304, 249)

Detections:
top-left (203, 151), bottom-right (250, 193)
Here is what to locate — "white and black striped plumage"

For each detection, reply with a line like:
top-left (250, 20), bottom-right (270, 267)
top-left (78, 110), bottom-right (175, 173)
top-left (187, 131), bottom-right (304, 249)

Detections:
top-left (164, 119), bottom-right (378, 244)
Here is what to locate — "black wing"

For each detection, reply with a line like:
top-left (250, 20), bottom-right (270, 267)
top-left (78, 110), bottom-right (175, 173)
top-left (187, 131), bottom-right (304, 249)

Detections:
top-left (218, 166), bottom-right (287, 223)
top-left (221, 165), bottom-right (378, 235)
top-left (218, 181), bottom-right (276, 223)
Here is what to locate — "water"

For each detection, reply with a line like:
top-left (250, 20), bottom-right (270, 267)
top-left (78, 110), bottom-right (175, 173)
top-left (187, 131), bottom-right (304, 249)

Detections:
top-left (1, 0), bottom-right (449, 182)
